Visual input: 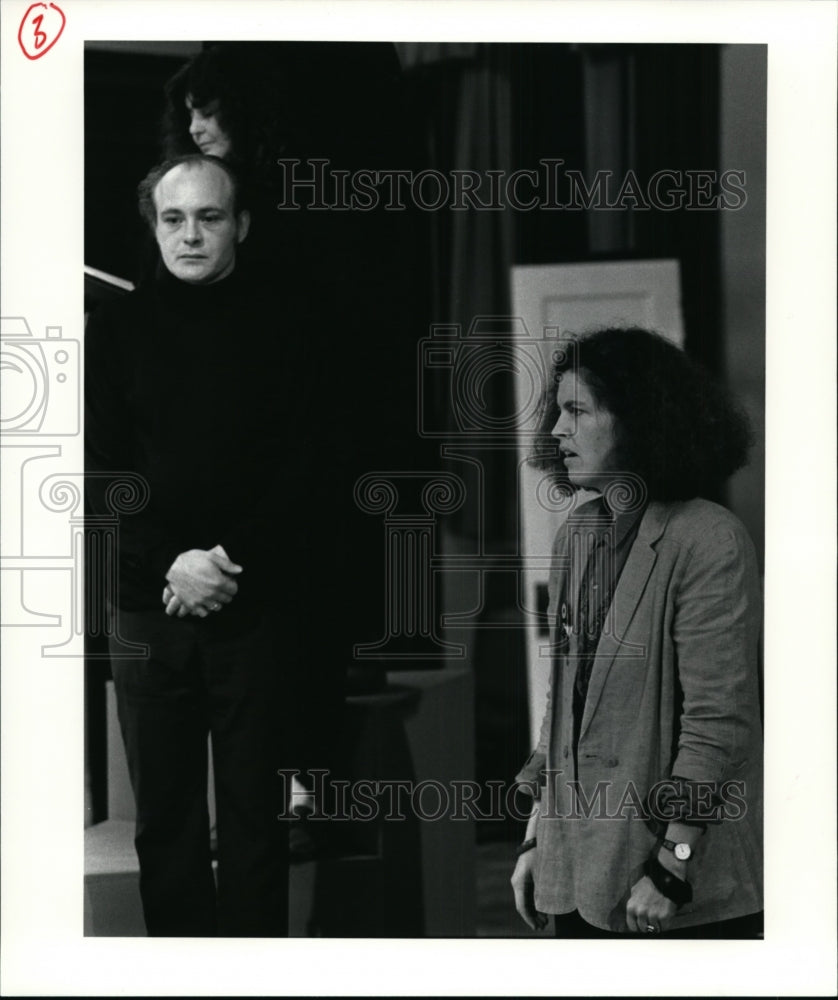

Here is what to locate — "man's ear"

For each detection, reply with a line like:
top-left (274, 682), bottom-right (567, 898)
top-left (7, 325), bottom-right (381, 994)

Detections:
top-left (235, 209), bottom-right (251, 244)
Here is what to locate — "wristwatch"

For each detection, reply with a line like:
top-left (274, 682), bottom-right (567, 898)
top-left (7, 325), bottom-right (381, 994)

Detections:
top-left (661, 838), bottom-right (692, 861)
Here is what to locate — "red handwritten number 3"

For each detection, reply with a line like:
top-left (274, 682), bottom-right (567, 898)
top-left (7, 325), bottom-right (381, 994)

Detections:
top-left (32, 14), bottom-right (47, 50)
top-left (18, 3), bottom-right (66, 61)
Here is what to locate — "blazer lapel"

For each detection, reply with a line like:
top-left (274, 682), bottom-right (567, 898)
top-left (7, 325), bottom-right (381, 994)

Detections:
top-left (578, 503), bottom-right (672, 741)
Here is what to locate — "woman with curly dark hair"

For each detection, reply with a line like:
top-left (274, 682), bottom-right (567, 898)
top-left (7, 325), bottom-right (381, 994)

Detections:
top-left (161, 42), bottom-right (402, 171)
top-left (511, 327), bottom-right (763, 939)
top-left (159, 42), bottom-right (407, 289)
top-left (162, 44), bottom-right (274, 167)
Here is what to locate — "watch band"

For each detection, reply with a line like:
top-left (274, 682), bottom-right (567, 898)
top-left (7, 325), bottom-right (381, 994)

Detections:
top-left (644, 856), bottom-right (693, 907)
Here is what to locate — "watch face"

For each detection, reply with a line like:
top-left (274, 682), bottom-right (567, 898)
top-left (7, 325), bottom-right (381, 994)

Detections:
top-left (674, 843), bottom-right (692, 861)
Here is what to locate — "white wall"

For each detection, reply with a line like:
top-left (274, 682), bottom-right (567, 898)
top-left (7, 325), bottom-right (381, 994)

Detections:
top-left (720, 45), bottom-right (767, 567)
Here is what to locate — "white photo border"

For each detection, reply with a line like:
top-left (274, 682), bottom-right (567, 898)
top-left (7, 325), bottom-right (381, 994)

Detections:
top-left (1, 1), bottom-right (835, 995)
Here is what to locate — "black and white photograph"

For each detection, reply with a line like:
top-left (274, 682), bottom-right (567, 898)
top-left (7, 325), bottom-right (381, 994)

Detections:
top-left (1, 2), bottom-right (836, 996)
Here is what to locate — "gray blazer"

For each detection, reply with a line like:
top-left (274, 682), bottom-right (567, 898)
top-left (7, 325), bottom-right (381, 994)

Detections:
top-left (522, 498), bottom-right (763, 930)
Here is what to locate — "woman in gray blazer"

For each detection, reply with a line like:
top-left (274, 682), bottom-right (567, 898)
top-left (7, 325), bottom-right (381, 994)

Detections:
top-left (512, 327), bottom-right (763, 937)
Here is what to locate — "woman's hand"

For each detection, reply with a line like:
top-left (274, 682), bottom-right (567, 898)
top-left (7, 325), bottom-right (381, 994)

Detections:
top-left (625, 875), bottom-right (678, 933)
top-left (511, 848), bottom-right (548, 931)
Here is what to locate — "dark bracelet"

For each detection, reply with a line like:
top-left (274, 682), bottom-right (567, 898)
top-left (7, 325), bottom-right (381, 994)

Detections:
top-left (643, 855), bottom-right (692, 907)
top-left (516, 837), bottom-right (537, 857)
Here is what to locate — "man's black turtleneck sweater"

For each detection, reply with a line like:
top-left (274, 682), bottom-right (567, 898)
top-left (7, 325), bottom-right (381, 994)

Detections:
top-left (85, 265), bottom-right (288, 623)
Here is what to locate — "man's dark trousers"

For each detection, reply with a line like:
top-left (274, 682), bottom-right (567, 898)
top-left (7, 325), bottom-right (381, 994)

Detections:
top-left (110, 608), bottom-right (289, 937)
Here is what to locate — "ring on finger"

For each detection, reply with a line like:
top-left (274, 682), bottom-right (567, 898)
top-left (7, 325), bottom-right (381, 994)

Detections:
top-left (645, 923), bottom-right (659, 934)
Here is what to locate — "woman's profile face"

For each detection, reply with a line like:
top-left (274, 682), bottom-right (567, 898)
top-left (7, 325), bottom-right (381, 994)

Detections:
top-left (551, 370), bottom-right (621, 491)
top-left (186, 95), bottom-right (232, 159)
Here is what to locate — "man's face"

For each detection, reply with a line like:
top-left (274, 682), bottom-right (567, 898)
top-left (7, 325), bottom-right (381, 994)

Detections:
top-left (153, 161), bottom-right (249, 285)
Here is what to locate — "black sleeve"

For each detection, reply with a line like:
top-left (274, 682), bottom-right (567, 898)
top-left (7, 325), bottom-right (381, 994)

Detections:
top-left (84, 302), bottom-right (183, 584)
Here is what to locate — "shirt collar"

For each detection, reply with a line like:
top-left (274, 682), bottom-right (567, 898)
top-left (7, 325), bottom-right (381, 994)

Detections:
top-left (569, 493), bottom-right (647, 547)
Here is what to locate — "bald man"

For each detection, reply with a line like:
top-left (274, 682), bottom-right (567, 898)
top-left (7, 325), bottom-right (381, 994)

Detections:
top-left (86, 155), bottom-right (299, 936)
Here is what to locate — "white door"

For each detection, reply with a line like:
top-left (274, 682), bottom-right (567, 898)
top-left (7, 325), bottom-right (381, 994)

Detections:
top-left (510, 260), bottom-right (685, 741)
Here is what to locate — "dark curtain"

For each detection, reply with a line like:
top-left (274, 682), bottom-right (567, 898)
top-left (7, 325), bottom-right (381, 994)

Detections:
top-left (397, 42), bottom-right (725, 839)
top-left (399, 44), bottom-right (530, 836)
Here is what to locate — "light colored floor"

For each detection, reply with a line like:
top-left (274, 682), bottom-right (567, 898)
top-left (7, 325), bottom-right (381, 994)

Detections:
top-left (84, 796), bottom-right (537, 938)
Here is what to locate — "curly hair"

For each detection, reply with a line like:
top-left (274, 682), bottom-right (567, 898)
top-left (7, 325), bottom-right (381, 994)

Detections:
top-left (161, 44), bottom-right (280, 174)
top-left (160, 42), bottom-right (404, 182)
top-left (529, 327), bottom-right (753, 502)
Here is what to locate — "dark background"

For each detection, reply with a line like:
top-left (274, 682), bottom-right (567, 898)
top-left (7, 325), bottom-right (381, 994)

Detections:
top-left (85, 42), bottom-right (765, 851)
